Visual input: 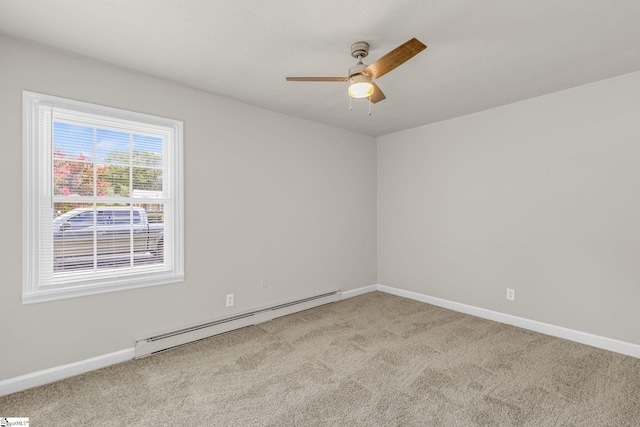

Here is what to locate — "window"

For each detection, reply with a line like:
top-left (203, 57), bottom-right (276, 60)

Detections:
top-left (23, 91), bottom-right (184, 303)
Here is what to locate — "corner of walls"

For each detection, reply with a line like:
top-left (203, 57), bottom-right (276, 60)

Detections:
top-left (375, 70), bottom-right (640, 350)
top-left (342, 284), bottom-right (640, 359)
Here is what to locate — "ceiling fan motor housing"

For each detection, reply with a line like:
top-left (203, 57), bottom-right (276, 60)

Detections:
top-left (349, 62), bottom-right (368, 77)
top-left (351, 41), bottom-right (370, 59)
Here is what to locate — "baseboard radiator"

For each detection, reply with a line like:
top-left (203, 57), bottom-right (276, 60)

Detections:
top-left (134, 290), bottom-right (342, 358)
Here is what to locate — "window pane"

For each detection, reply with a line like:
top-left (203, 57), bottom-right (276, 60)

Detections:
top-left (53, 202), bottom-right (96, 272)
top-left (133, 134), bottom-right (162, 167)
top-left (53, 122), bottom-right (95, 197)
top-left (132, 167), bottom-right (162, 192)
top-left (96, 128), bottom-right (130, 165)
top-left (53, 159), bottom-right (94, 196)
top-left (53, 122), bottom-right (94, 160)
top-left (95, 128), bottom-right (129, 198)
top-left (101, 165), bottom-right (131, 197)
top-left (132, 135), bottom-right (163, 195)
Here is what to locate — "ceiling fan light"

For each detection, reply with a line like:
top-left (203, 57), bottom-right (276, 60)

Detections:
top-left (348, 74), bottom-right (374, 98)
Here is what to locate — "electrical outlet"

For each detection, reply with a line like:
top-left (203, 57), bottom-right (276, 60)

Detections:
top-left (506, 288), bottom-right (515, 301)
top-left (260, 277), bottom-right (268, 289)
top-left (226, 293), bottom-right (234, 307)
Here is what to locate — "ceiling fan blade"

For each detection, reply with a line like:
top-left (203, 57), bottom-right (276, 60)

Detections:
top-left (370, 82), bottom-right (386, 103)
top-left (286, 77), bottom-right (348, 82)
top-left (364, 38), bottom-right (427, 79)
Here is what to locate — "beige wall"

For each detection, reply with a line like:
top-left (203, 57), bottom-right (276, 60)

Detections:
top-left (378, 71), bottom-right (640, 345)
top-left (0, 36), bottom-right (377, 379)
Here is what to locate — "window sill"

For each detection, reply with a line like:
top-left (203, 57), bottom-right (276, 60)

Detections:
top-left (22, 272), bottom-right (184, 304)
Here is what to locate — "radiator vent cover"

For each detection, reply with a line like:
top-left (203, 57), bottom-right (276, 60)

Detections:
top-left (135, 290), bottom-right (341, 358)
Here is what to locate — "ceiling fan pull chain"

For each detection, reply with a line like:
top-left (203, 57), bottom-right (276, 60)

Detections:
top-left (368, 97), bottom-right (372, 116)
top-left (349, 95), bottom-right (353, 111)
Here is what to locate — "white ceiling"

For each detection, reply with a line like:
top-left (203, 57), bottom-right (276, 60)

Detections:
top-left (1, 0), bottom-right (640, 136)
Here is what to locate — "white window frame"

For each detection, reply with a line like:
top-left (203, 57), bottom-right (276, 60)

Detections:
top-left (23, 91), bottom-right (184, 304)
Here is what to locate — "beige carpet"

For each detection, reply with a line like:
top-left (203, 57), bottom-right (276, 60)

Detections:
top-left (1, 291), bottom-right (639, 426)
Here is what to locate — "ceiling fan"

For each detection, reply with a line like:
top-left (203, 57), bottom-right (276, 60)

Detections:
top-left (286, 38), bottom-right (427, 103)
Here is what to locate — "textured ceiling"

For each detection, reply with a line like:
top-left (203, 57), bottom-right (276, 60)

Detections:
top-left (1, 0), bottom-right (640, 136)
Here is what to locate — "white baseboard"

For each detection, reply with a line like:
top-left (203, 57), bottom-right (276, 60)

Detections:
top-left (372, 284), bottom-right (640, 359)
top-left (0, 348), bottom-right (134, 397)
top-left (341, 285), bottom-right (378, 299)
top-left (4, 283), bottom-right (638, 397)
